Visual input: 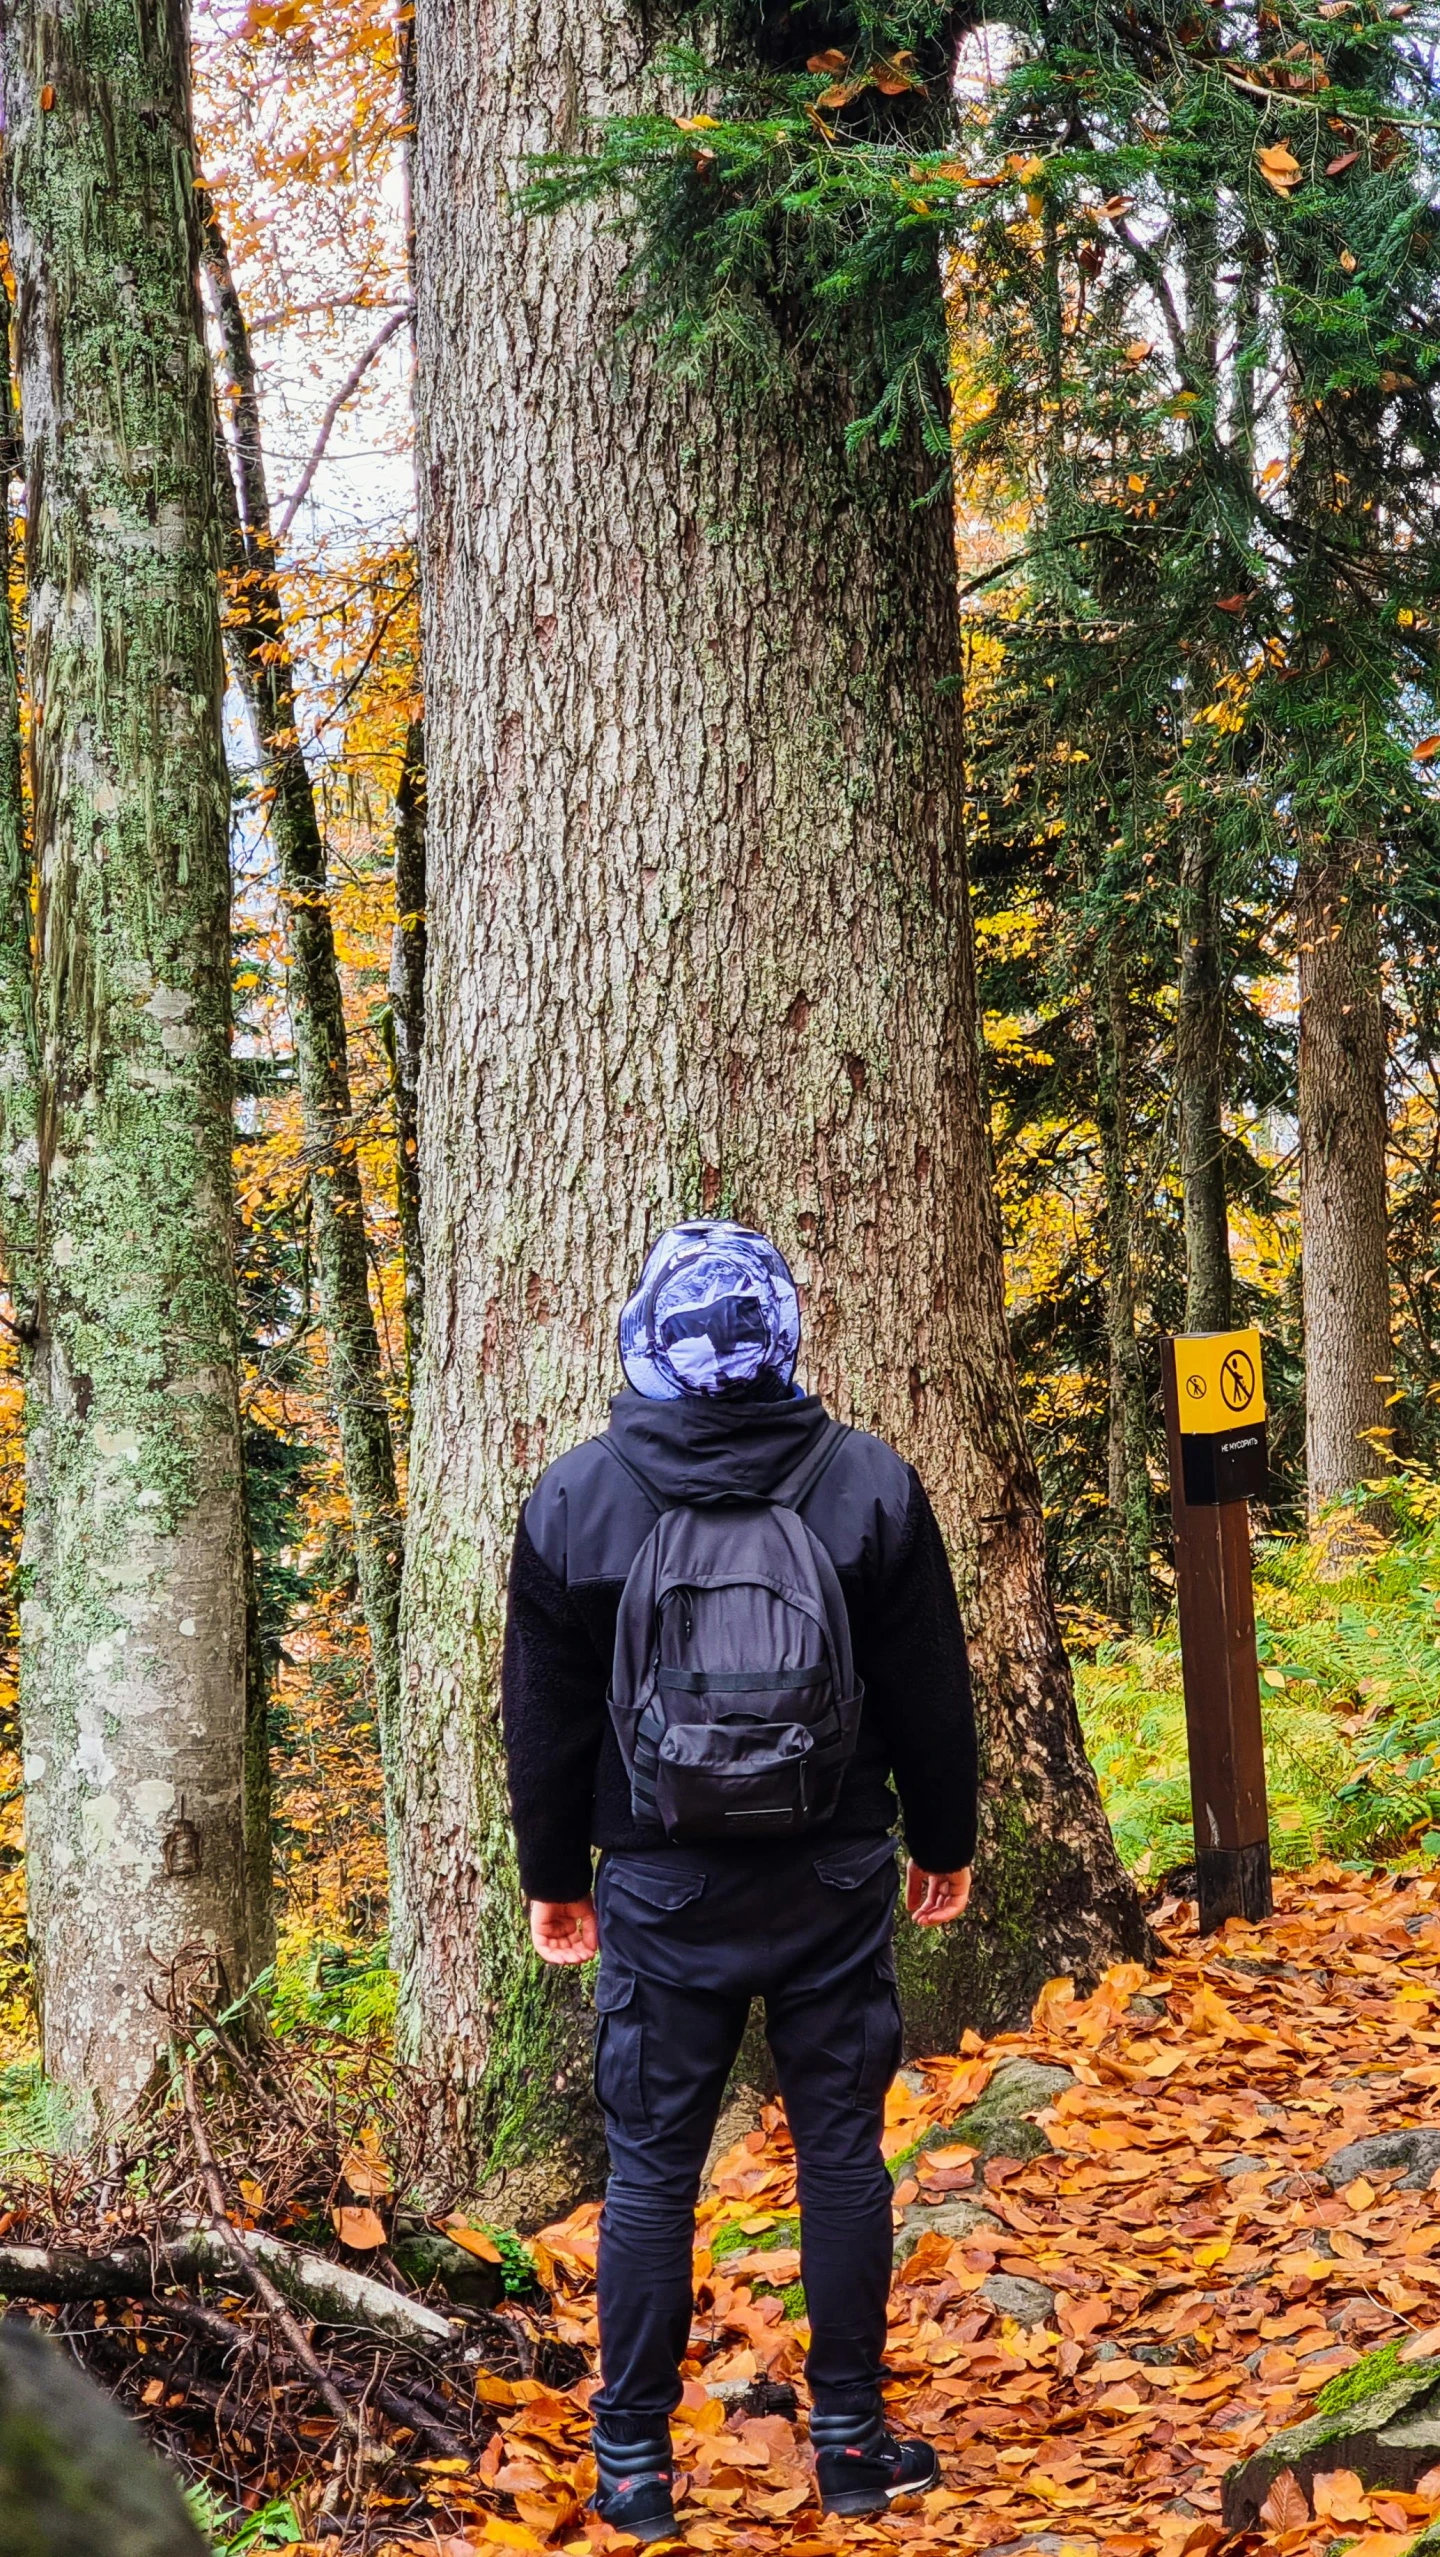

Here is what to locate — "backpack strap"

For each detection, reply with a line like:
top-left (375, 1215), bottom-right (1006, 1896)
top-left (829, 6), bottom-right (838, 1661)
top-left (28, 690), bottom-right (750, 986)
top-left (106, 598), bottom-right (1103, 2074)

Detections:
top-left (771, 1417), bottom-right (851, 1513)
top-left (601, 1437), bottom-right (668, 1512)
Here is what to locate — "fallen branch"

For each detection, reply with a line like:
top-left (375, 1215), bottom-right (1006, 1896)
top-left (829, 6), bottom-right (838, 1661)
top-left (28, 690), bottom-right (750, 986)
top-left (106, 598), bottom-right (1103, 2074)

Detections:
top-left (0, 2230), bottom-right (454, 2351)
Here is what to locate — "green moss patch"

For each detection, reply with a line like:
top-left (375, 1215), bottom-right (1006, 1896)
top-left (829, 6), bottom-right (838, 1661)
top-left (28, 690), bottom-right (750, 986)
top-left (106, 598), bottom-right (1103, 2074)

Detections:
top-left (711, 2214), bottom-right (800, 2261)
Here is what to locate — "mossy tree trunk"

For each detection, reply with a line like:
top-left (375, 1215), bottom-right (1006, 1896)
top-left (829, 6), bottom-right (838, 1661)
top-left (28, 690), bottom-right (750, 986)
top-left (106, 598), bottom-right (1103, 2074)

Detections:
top-left (401, 0), bottom-right (1149, 2200)
top-left (4, 0), bottom-right (269, 2111)
top-left (1297, 842), bottom-right (1391, 1516)
top-left (201, 210), bottom-right (407, 1924)
top-left (0, 265), bottom-right (36, 1319)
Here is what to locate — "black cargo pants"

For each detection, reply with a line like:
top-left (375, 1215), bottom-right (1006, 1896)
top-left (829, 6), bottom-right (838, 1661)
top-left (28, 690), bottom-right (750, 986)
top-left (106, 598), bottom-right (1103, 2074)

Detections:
top-left (590, 1832), bottom-right (903, 2425)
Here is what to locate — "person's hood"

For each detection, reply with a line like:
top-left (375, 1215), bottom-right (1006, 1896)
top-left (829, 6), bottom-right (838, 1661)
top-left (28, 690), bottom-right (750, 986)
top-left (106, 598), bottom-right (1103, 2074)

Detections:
top-left (605, 1386), bottom-right (834, 1505)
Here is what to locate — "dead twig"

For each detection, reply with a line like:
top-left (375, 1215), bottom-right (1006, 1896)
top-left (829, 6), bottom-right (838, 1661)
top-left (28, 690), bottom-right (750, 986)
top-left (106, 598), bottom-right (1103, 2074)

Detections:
top-left (179, 2056), bottom-right (368, 2457)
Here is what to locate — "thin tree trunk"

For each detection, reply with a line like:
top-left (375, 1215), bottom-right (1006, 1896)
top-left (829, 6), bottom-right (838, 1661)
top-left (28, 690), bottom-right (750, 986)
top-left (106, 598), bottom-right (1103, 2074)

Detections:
top-left (4, 0), bottom-right (268, 2110)
top-left (1095, 954), bottom-right (1152, 1631)
top-left (388, 720), bottom-right (426, 1394)
top-left (1297, 841), bottom-right (1391, 1517)
top-left (0, 263), bottom-right (35, 1328)
top-left (400, 0), bottom-right (1148, 2203)
top-left (1176, 827), bottom-right (1233, 1334)
top-left (200, 210), bottom-right (407, 1923)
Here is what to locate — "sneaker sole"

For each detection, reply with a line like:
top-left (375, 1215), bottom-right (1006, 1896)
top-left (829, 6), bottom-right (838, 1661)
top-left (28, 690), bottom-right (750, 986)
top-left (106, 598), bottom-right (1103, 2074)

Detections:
top-left (590, 2499), bottom-right (679, 2544)
top-left (820, 2474), bottom-right (940, 2517)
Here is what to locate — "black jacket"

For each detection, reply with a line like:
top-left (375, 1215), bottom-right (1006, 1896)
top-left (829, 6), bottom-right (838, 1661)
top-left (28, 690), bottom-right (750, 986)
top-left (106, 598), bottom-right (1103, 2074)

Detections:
top-left (501, 1388), bottom-right (979, 1900)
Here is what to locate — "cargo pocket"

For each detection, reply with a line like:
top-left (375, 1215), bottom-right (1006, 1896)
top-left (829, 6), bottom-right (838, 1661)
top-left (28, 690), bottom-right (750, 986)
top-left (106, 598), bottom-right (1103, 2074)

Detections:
top-left (813, 1836), bottom-right (898, 1891)
top-left (604, 1860), bottom-right (707, 1915)
top-left (593, 1964), bottom-right (649, 2137)
top-left (858, 1957), bottom-right (904, 2108)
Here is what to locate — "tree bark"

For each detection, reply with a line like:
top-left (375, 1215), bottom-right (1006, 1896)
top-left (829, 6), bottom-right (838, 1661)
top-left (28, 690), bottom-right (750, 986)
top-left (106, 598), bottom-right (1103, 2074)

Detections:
top-left (4, 0), bottom-right (268, 2111)
top-left (1176, 827), bottom-right (1233, 1334)
top-left (388, 718), bottom-right (426, 1394)
top-left (200, 211), bottom-right (407, 1920)
top-left (400, 0), bottom-right (1148, 2197)
top-left (1095, 953), bottom-right (1152, 1631)
top-left (1297, 841), bottom-right (1391, 1516)
top-left (0, 268), bottom-right (36, 1327)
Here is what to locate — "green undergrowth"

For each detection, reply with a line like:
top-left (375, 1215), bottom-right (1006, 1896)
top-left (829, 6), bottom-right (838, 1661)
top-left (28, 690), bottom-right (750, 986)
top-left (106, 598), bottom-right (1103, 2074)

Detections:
top-left (264, 1934), bottom-right (397, 2043)
top-left (0, 2059), bottom-right (76, 2170)
top-left (712, 2213), bottom-right (806, 2319)
top-left (186, 2486), bottom-right (302, 2550)
top-left (1075, 1477), bottom-right (1440, 1879)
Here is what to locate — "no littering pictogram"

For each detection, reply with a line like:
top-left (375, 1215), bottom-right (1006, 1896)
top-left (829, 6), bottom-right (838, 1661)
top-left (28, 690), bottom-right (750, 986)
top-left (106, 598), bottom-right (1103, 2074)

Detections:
top-left (1221, 1347), bottom-right (1256, 1413)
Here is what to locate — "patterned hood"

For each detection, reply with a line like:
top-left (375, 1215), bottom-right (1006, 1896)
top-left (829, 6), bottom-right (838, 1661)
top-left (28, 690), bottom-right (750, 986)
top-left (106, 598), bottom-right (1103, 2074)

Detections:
top-left (618, 1221), bottom-right (801, 1401)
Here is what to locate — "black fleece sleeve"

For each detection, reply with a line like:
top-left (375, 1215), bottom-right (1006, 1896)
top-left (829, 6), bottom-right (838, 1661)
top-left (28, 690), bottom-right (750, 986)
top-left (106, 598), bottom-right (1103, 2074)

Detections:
top-left (857, 1470), bottom-right (979, 1872)
top-left (501, 1508), bottom-right (608, 1901)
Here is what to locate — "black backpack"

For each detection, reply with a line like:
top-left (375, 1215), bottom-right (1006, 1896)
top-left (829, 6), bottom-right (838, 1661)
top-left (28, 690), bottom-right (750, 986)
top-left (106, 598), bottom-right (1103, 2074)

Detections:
top-left (605, 1421), bottom-right (863, 1841)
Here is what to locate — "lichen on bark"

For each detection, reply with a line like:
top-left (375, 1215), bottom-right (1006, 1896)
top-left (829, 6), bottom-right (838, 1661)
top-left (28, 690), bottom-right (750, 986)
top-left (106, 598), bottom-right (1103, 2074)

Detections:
top-left (4, 0), bottom-right (268, 2111)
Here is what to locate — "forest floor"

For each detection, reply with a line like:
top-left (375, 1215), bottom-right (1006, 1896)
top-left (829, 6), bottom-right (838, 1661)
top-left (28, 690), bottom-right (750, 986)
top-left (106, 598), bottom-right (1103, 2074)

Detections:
top-left (423, 1862), bottom-right (1440, 2557)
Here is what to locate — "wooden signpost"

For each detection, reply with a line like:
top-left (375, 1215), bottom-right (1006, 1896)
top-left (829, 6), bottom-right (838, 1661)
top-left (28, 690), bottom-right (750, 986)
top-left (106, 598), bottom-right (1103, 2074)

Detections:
top-left (1160, 1328), bottom-right (1274, 1935)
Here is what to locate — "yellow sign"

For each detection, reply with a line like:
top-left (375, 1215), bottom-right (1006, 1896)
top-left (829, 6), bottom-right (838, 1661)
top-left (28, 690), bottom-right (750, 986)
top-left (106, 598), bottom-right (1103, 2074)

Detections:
top-left (1174, 1327), bottom-right (1265, 1435)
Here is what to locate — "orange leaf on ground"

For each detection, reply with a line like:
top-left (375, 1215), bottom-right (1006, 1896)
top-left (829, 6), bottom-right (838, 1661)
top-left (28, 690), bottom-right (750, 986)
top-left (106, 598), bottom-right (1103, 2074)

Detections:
top-left (1260, 2470), bottom-right (1311, 2531)
top-left (330, 2203), bottom-right (386, 2250)
top-left (443, 2219), bottom-right (504, 2263)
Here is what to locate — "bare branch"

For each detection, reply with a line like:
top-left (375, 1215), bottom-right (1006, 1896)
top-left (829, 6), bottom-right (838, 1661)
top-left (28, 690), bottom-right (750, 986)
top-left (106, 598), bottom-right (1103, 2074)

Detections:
top-left (275, 309), bottom-right (412, 541)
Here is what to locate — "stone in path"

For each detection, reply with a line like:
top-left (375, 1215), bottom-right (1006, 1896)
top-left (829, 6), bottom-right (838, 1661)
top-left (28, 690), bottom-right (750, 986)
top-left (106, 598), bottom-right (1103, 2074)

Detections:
top-left (917, 2058), bottom-right (1076, 2170)
top-left (893, 2056), bottom-right (1074, 2264)
top-left (1324, 2128), bottom-right (1440, 2191)
top-left (982, 2272), bottom-right (1056, 2327)
top-left (1222, 2346), bottom-right (1440, 2529)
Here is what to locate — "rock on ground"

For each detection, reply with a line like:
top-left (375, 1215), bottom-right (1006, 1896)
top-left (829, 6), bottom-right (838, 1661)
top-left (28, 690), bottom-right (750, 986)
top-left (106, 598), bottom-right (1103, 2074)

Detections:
top-left (389, 2213), bottom-right (508, 2309)
top-left (893, 2057), bottom-right (1073, 2263)
top-left (893, 2193), bottom-right (1002, 2264)
top-left (1324, 2128), bottom-right (1440, 2190)
top-left (1222, 2352), bottom-right (1440, 2528)
top-left (982, 2273), bottom-right (1056, 2327)
top-left (0, 2317), bottom-right (208, 2557)
top-left (918, 2058), bottom-right (1076, 2169)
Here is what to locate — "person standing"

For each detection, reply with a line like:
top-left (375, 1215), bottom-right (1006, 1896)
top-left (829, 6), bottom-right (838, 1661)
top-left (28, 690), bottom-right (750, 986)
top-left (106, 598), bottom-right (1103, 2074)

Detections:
top-left (502, 1222), bottom-right (977, 2538)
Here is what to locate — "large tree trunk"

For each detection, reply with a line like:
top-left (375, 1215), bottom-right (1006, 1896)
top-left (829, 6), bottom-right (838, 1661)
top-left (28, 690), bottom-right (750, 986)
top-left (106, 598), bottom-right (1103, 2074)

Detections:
top-left (401, 0), bottom-right (1148, 2203)
top-left (1176, 827), bottom-right (1233, 1334)
top-left (1297, 842), bottom-right (1391, 1516)
top-left (4, 0), bottom-right (268, 2110)
top-left (388, 719), bottom-right (426, 1397)
top-left (1096, 953), bottom-right (1152, 1631)
top-left (201, 213), bottom-right (407, 1925)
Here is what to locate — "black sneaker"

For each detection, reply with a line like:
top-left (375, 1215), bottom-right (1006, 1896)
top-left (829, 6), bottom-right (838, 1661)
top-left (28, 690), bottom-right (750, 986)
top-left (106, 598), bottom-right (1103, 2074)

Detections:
top-left (591, 2422), bottom-right (678, 2544)
top-left (811, 2406), bottom-right (940, 2516)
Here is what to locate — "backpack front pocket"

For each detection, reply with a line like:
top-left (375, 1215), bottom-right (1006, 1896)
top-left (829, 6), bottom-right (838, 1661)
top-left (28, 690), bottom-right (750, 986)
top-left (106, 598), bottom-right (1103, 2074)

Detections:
top-left (653, 1718), bottom-right (814, 1838)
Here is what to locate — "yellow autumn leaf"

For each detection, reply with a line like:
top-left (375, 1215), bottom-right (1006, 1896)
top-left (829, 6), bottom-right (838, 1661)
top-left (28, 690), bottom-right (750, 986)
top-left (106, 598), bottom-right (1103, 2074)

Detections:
top-left (475, 2373), bottom-right (519, 2405)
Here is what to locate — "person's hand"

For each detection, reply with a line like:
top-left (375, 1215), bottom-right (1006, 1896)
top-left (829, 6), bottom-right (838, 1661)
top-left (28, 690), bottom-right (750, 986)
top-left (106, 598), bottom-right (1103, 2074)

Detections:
top-left (905, 1862), bottom-right (973, 1926)
top-left (529, 1896), bottom-right (599, 1964)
